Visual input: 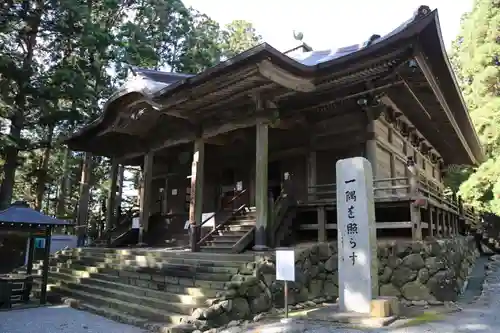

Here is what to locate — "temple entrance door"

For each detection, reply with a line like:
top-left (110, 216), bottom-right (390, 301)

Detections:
top-left (268, 161), bottom-right (282, 203)
top-left (219, 168), bottom-right (237, 211)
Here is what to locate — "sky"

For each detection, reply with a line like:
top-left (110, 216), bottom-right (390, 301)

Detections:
top-left (181, 0), bottom-right (473, 52)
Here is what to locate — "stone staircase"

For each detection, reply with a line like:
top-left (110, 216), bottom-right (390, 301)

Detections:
top-left (199, 207), bottom-right (256, 253)
top-left (24, 247), bottom-right (254, 328)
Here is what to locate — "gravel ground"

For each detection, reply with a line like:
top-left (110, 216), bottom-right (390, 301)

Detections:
top-left (0, 305), bottom-right (148, 333)
top-left (230, 255), bottom-right (500, 333)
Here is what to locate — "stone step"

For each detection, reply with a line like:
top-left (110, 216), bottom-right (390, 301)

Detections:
top-left (230, 216), bottom-right (256, 222)
top-left (213, 231), bottom-right (248, 238)
top-left (45, 266), bottom-right (229, 291)
top-left (68, 248), bottom-right (254, 261)
top-left (42, 260), bottom-right (234, 282)
top-left (35, 270), bottom-right (221, 298)
top-left (228, 221), bottom-right (255, 227)
top-left (54, 253), bottom-right (248, 268)
top-left (200, 246), bottom-right (234, 253)
top-left (34, 277), bottom-right (197, 315)
top-left (44, 284), bottom-right (186, 324)
top-left (224, 225), bottom-right (254, 232)
top-left (206, 239), bottom-right (237, 247)
top-left (55, 256), bottom-right (241, 274)
top-left (34, 271), bottom-right (213, 305)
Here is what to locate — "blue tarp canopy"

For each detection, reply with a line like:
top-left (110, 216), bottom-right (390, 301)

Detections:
top-left (0, 201), bottom-right (70, 226)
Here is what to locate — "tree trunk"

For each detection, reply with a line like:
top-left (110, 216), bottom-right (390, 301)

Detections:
top-left (35, 125), bottom-right (54, 211)
top-left (0, 0), bottom-right (44, 209)
top-left (76, 153), bottom-right (93, 245)
top-left (0, 121), bottom-right (21, 208)
top-left (57, 147), bottom-right (71, 217)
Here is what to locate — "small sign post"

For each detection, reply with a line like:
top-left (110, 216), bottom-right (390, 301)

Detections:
top-left (276, 248), bottom-right (295, 319)
top-left (336, 157), bottom-right (378, 314)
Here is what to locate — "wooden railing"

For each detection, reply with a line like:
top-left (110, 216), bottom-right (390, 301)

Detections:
top-left (305, 174), bottom-right (479, 223)
top-left (199, 189), bottom-right (248, 229)
top-left (305, 177), bottom-right (410, 203)
top-left (95, 205), bottom-right (139, 245)
top-left (269, 179), bottom-right (296, 247)
top-left (197, 204), bottom-right (247, 246)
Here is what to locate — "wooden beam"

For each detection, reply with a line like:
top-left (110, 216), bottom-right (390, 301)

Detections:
top-left (413, 51), bottom-right (476, 164)
top-left (257, 59), bottom-right (315, 92)
top-left (138, 151), bottom-right (153, 244)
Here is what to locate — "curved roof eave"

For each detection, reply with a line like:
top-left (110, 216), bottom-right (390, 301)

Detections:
top-left (420, 12), bottom-right (484, 165)
top-left (65, 8), bottom-right (435, 147)
top-left (66, 7), bottom-right (482, 167)
top-left (150, 11), bottom-right (437, 104)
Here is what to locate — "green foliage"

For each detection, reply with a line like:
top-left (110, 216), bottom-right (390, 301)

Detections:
top-left (0, 0), bottom-right (261, 222)
top-left (450, 0), bottom-right (500, 213)
top-left (220, 20), bottom-right (263, 59)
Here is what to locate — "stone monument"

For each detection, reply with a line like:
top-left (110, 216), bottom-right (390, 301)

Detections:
top-left (336, 157), bottom-right (378, 314)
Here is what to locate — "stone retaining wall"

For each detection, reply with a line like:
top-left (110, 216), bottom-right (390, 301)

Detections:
top-left (185, 236), bottom-right (478, 330)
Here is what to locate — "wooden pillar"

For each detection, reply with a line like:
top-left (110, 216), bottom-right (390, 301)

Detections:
top-left (408, 157), bottom-right (421, 240)
top-left (106, 159), bottom-right (119, 233)
top-left (25, 237), bottom-right (35, 275)
top-left (365, 109), bottom-right (377, 176)
top-left (317, 206), bottom-right (326, 242)
top-left (23, 236), bottom-right (35, 302)
top-left (249, 165), bottom-right (256, 207)
top-left (449, 213), bottom-right (454, 236)
top-left (443, 210), bottom-right (450, 238)
top-left (162, 177), bottom-right (169, 215)
top-left (428, 207), bottom-right (434, 237)
top-left (253, 120), bottom-right (269, 251)
top-left (449, 212), bottom-right (453, 236)
top-left (436, 208), bottom-right (442, 237)
top-left (115, 164), bottom-right (124, 226)
top-left (307, 150), bottom-right (317, 201)
top-left (138, 152), bottom-right (153, 245)
top-left (411, 206), bottom-right (422, 240)
top-left (453, 214), bottom-right (458, 235)
top-left (39, 226), bottom-right (52, 305)
top-left (188, 139), bottom-right (205, 252)
top-left (76, 153), bottom-right (92, 246)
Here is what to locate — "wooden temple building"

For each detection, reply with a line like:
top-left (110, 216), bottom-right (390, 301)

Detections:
top-left (66, 6), bottom-right (483, 252)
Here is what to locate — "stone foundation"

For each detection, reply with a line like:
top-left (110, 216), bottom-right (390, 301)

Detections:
top-left (184, 236), bottom-right (478, 330)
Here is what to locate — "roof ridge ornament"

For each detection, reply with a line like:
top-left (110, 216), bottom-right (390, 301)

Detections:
top-left (363, 34), bottom-right (381, 48)
top-left (413, 5), bottom-right (431, 21)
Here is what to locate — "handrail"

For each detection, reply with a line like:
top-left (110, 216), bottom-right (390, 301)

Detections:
top-left (269, 179), bottom-right (296, 247)
top-left (306, 175), bottom-right (480, 223)
top-left (199, 189), bottom-right (247, 228)
top-left (197, 204), bottom-right (247, 245)
top-left (98, 205), bottom-right (138, 241)
top-left (307, 177), bottom-right (411, 198)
